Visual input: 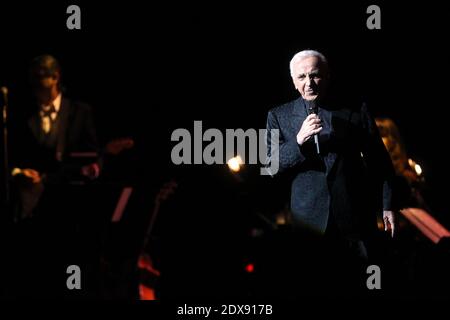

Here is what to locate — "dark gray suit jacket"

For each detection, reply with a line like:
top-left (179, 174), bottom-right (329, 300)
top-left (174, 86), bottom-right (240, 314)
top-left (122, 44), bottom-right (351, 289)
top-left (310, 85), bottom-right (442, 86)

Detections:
top-left (12, 97), bottom-right (98, 182)
top-left (266, 97), bottom-right (394, 238)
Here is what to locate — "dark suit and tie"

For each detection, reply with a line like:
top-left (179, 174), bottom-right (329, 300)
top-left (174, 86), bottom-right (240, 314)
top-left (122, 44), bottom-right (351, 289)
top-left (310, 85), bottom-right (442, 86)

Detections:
top-left (18, 97), bottom-right (97, 180)
top-left (264, 50), bottom-right (395, 296)
top-left (266, 97), bottom-right (394, 238)
top-left (7, 55), bottom-right (101, 298)
top-left (10, 96), bottom-right (98, 218)
top-left (10, 54), bottom-right (99, 220)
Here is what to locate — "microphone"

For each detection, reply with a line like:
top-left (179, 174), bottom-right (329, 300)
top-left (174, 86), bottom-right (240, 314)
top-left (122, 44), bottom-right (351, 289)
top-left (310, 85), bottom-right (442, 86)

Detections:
top-left (305, 99), bottom-right (320, 155)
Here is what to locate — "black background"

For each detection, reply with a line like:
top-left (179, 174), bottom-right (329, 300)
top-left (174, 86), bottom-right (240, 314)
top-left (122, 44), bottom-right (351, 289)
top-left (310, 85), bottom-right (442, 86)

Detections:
top-left (1, 1), bottom-right (449, 300)
top-left (1, 2), bottom-right (447, 194)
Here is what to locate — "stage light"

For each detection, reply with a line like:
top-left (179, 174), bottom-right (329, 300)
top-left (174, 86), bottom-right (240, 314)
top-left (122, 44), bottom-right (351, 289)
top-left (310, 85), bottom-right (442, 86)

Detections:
top-left (245, 263), bottom-right (254, 273)
top-left (227, 155), bottom-right (243, 172)
top-left (408, 158), bottom-right (423, 176)
top-left (414, 164), bottom-right (422, 176)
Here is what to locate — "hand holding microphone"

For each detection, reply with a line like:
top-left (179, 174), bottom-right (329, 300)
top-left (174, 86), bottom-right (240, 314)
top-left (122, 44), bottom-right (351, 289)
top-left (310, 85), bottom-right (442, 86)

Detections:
top-left (296, 99), bottom-right (321, 154)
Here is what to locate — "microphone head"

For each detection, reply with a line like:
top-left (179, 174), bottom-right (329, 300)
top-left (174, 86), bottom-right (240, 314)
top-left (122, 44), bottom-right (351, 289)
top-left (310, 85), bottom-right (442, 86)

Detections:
top-left (0, 86), bottom-right (7, 96)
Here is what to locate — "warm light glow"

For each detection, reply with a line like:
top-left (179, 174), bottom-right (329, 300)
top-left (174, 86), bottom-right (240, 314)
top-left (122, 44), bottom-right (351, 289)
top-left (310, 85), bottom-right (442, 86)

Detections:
top-left (276, 213), bottom-right (287, 225)
top-left (408, 158), bottom-right (422, 176)
top-left (377, 217), bottom-right (385, 231)
top-left (415, 164), bottom-right (422, 176)
top-left (227, 156), bottom-right (243, 172)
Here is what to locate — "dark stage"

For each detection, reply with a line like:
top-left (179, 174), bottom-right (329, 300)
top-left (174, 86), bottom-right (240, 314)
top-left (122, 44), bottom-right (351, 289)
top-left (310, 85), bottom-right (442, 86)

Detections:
top-left (0, 1), bottom-right (449, 303)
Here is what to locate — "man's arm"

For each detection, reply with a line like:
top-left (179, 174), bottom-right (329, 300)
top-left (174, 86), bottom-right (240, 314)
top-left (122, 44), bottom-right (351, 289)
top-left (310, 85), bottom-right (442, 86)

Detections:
top-left (383, 210), bottom-right (395, 238)
top-left (361, 103), bottom-right (397, 237)
top-left (265, 110), bottom-right (306, 175)
top-left (80, 102), bottom-right (99, 152)
top-left (81, 103), bottom-right (101, 179)
top-left (63, 102), bottom-right (100, 180)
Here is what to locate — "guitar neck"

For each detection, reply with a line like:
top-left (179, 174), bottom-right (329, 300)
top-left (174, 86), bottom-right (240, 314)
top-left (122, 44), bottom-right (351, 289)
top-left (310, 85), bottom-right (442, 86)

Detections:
top-left (141, 200), bottom-right (161, 252)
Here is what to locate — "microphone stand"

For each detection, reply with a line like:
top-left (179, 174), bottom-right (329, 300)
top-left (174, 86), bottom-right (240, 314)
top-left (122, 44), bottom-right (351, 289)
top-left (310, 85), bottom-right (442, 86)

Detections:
top-left (1, 87), bottom-right (10, 209)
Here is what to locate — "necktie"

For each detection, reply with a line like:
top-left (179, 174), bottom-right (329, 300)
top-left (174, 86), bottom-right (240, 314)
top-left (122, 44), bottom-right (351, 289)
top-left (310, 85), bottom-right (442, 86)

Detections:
top-left (40, 105), bottom-right (56, 133)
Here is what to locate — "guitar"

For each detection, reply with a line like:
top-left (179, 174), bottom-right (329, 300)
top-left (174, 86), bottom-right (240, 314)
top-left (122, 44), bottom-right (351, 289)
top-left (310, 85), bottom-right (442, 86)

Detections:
top-left (12, 137), bottom-right (135, 221)
top-left (138, 179), bottom-right (177, 300)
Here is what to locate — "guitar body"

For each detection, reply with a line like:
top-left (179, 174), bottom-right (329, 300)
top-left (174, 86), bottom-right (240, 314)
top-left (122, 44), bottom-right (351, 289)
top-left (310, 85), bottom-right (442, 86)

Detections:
top-left (12, 138), bottom-right (134, 222)
top-left (138, 253), bottom-right (160, 300)
top-left (137, 180), bottom-right (176, 300)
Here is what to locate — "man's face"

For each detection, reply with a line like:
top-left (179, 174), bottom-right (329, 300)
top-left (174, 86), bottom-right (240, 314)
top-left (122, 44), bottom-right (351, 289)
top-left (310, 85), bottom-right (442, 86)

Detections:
top-left (291, 56), bottom-right (328, 101)
top-left (30, 68), bottom-right (59, 91)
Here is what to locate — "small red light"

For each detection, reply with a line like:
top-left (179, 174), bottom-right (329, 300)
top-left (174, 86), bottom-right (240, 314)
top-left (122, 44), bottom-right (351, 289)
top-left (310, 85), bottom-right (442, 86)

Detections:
top-left (245, 263), bottom-right (254, 273)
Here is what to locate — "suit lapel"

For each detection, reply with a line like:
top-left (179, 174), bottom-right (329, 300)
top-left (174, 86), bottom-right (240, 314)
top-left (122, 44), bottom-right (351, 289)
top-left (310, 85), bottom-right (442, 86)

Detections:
top-left (287, 98), bottom-right (356, 177)
top-left (289, 97), bottom-right (308, 137)
top-left (326, 110), bottom-right (339, 176)
top-left (55, 97), bottom-right (71, 161)
top-left (326, 108), bottom-right (353, 177)
top-left (28, 112), bottom-right (41, 141)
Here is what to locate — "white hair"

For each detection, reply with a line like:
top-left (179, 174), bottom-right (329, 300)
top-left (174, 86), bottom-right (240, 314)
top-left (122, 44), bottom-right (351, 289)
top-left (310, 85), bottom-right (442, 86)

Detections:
top-left (289, 50), bottom-right (328, 77)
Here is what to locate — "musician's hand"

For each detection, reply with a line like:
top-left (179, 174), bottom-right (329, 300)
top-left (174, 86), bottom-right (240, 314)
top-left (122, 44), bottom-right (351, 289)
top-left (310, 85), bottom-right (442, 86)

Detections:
top-left (21, 168), bottom-right (42, 184)
top-left (81, 163), bottom-right (100, 180)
